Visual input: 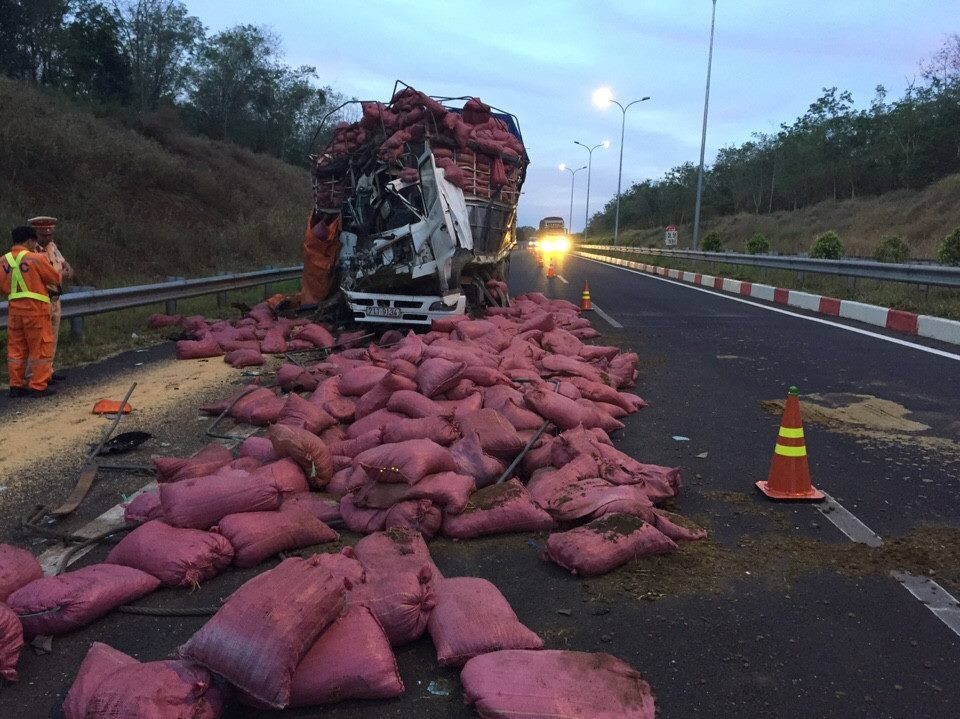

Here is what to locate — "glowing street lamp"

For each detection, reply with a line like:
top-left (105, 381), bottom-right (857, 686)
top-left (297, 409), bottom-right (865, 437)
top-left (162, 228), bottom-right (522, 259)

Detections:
top-left (593, 87), bottom-right (650, 245)
top-left (559, 163), bottom-right (586, 235)
top-left (573, 139), bottom-right (609, 241)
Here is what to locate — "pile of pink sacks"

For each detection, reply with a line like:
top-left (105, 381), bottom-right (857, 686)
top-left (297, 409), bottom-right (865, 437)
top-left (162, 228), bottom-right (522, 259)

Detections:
top-left (313, 85), bottom-right (526, 208)
top-left (147, 303), bottom-right (361, 366)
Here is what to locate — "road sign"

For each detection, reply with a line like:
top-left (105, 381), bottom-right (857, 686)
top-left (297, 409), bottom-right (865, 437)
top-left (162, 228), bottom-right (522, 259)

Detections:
top-left (665, 225), bottom-right (678, 246)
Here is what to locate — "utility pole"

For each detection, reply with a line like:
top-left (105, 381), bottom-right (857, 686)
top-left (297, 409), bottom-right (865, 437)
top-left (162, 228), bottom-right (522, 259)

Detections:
top-left (692, 0), bottom-right (718, 250)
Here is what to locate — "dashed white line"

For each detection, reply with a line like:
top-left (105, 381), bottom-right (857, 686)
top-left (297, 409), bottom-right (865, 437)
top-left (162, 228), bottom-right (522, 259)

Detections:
top-left (591, 304), bottom-right (623, 329)
top-left (817, 493), bottom-right (883, 547)
top-left (555, 274), bottom-right (569, 284)
top-left (573, 254), bottom-right (960, 362)
top-left (891, 571), bottom-right (960, 638)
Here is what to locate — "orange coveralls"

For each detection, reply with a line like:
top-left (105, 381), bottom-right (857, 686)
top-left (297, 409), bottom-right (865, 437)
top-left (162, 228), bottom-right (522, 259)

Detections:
top-left (1, 245), bottom-right (61, 390)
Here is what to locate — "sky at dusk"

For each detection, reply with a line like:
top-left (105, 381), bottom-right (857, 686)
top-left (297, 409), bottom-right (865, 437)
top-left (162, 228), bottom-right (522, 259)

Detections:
top-left (186, 1), bottom-right (958, 230)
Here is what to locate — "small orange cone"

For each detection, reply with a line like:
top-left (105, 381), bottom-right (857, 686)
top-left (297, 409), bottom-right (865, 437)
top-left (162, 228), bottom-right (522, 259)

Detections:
top-left (580, 281), bottom-right (593, 311)
top-left (546, 258), bottom-right (556, 278)
top-left (756, 386), bottom-right (824, 501)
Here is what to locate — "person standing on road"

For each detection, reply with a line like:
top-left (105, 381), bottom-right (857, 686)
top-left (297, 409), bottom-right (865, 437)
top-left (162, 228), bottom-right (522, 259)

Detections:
top-left (1, 226), bottom-right (61, 397)
top-left (29, 216), bottom-right (72, 381)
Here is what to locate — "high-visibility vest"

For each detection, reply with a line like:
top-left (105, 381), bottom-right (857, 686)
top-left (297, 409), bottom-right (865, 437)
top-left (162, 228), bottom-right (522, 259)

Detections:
top-left (4, 250), bottom-right (51, 303)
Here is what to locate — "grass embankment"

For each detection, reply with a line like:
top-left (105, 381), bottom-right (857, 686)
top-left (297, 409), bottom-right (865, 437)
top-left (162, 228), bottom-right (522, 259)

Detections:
top-left (0, 77), bottom-right (310, 288)
top-left (578, 247), bottom-right (960, 321)
top-left (586, 173), bottom-right (960, 260)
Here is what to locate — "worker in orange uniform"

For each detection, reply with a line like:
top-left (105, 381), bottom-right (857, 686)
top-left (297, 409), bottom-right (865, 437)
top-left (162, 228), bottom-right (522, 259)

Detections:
top-left (29, 216), bottom-right (73, 381)
top-left (1, 226), bottom-right (61, 397)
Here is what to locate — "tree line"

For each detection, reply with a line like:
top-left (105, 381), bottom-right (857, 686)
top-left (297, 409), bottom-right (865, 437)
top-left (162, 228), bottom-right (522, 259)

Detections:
top-left (588, 35), bottom-right (960, 234)
top-left (0, 0), bottom-right (347, 164)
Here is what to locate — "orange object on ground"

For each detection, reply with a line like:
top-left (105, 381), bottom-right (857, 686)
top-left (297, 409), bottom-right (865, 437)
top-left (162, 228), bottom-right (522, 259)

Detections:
top-left (301, 213), bottom-right (342, 305)
top-left (2, 244), bottom-right (60, 391)
top-left (92, 400), bottom-right (134, 415)
top-left (546, 259), bottom-right (555, 278)
top-left (580, 281), bottom-right (593, 311)
top-left (756, 386), bottom-right (824, 501)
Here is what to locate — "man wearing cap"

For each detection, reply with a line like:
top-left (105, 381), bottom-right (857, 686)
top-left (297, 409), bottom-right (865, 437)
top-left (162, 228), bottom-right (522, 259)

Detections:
top-left (1, 226), bottom-right (61, 397)
top-left (29, 216), bottom-right (73, 381)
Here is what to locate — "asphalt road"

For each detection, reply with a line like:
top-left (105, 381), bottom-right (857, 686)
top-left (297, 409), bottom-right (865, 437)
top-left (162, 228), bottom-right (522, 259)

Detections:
top-left (3, 249), bottom-right (959, 718)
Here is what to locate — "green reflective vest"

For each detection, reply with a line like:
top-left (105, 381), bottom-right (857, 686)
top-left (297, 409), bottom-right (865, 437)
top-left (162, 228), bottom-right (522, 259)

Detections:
top-left (4, 250), bottom-right (50, 303)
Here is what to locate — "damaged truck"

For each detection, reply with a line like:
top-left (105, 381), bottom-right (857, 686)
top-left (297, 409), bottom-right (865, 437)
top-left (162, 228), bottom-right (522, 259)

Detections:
top-left (301, 82), bottom-right (529, 325)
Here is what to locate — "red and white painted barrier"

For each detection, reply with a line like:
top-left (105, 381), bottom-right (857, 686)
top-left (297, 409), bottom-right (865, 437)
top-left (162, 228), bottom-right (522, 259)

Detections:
top-left (575, 251), bottom-right (960, 346)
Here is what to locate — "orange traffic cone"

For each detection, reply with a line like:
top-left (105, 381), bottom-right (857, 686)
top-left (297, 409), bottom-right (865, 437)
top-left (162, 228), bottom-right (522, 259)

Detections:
top-left (580, 281), bottom-right (593, 311)
top-left (546, 258), bottom-right (556, 278)
top-left (756, 386), bottom-right (824, 501)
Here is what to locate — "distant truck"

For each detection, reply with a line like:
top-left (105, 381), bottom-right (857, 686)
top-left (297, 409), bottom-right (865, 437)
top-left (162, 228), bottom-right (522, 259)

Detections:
top-left (304, 82), bottom-right (528, 325)
top-left (534, 216), bottom-right (571, 254)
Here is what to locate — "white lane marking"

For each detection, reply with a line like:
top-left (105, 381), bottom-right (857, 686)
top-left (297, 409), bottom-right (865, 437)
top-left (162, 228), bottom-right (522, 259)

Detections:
top-left (591, 304), bottom-right (623, 329)
top-left (574, 255), bottom-right (960, 362)
top-left (891, 571), bottom-right (960, 638)
top-left (556, 274), bottom-right (569, 284)
top-left (817, 493), bottom-right (883, 547)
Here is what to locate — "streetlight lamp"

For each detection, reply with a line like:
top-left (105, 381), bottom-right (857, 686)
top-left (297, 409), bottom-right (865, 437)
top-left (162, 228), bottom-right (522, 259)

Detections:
top-left (574, 139), bottom-right (610, 241)
top-left (558, 163), bottom-right (586, 234)
top-left (593, 87), bottom-right (650, 245)
top-left (692, 0), bottom-right (718, 250)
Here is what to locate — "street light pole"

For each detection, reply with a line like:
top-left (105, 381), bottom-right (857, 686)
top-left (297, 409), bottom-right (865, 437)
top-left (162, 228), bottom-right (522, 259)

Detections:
top-left (692, 0), bottom-right (718, 251)
top-left (574, 139), bottom-right (609, 241)
top-left (559, 164), bottom-right (586, 233)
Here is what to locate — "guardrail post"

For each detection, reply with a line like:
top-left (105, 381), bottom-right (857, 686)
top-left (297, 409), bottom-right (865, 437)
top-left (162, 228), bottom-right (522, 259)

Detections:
top-left (847, 275), bottom-right (857, 292)
top-left (69, 315), bottom-right (85, 339)
top-left (165, 277), bottom-right (185, 315)
top-left (216, 291), bottom-right (227, 308)
top-left (796, 271), bottom-right (805, 286)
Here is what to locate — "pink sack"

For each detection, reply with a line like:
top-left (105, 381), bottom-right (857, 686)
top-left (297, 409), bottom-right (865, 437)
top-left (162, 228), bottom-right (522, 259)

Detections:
top-left (106, 520), bottom-right (234, 587)
top-left (63, 642), bottom-right (136, 719)
top-left (353, 528), bottom-right (441, 584)
top-left (260, 328), bottom-right (287, 354)
top-left (281, 493), bottom-right (341, 523)
top-left (123, 490), bottom-right (164, 525)
top-left (225, 348), bottom-right (265, 368)
top-left (216, 508), bottom-right (338, 568)
top-left (384, 499), bottom-right (443, 539)
top-left (329, 429), bottom-right (382, 458)
top-left (457, 408), bottom-right (525, 458)
top-left (283, 605), bottom-right (403, 706)
top-left (0, 544), bottom-right (43, 602)
top-left (356, 439), bottom-right (458, 484)
top-left (428, 577), bottom-right (542, 666)
top-left (146, 313), bottom-right (183, 329)
top-left (153, 443), bottom-right (233, 483)
top-left (355, 471), bottom-right (476, 514)
top-left (180, 556), bottom-right (346, 709)
top-left (386, 389), bottom-right (454, 418)
top-left (253, 458), bottom-right (310, 495)
top-left (416, 357), bottom-right (466, 397)
top-left (347, 569), bottom-right (436, 646)
top-left (238, 436), bottom-right (281, 463)
top-left (230, 387), bottom-right (284, 426)
top-left (353, 372), bottom-right (418, 419)
top-left (338, 366), bottom-right (389, 396)
top-left (544, 514), bottom-right (678, 577)
top-left (176, 335), bottom-right (223, 360)
top-left (382, 416), bottom-right (460, 446)
top-left (160, 471), bottom-right (284, 530)
top-left (310, 377), bottom-right (355, 423)
top-left (461, 649), bottom-right (656, 719)
top-left (268, 424), bottom-right (334, 486)
top-left (450, 432), bottom-right (506, 489)
top-left (276, 363), bottom-right (321, 392)
top-left (339, 495), bottom-right (389, 534)
top-left (0, 603), bottom-right (23, 682)
top-left (524, 389), bottom-right (588, 430)
top-left (441, 479), bottom-right (554, 539)
top-left (310, 547), bottom-right (366, 586)
top-left (276, 393), bottom-right (337, 434)
top-left (8, 564), bottom-right (160, 636)
top-left (345, 408), bottom-right (406, 438)
top-left (295, 323), bottom-right (335, 349)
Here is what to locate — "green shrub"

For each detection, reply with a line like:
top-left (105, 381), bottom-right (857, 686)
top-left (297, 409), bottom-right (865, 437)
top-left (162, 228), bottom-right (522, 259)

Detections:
top-left (872, 235), bottom-right (909, 263)
top-left (810, 231), bottom-right (844, 259)
top-left (701, 231), bottom-right (722, 252)
top-left (937, 228), bottom-right (960, 266)
top-left (746, 233), bottom-right (769, 254)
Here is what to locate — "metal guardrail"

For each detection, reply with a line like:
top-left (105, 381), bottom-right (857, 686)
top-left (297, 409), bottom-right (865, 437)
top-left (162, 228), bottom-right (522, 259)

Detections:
top-left (0, 265), bottom-right (303, 334)
top-left (577, 245), bottom-right (960, 288)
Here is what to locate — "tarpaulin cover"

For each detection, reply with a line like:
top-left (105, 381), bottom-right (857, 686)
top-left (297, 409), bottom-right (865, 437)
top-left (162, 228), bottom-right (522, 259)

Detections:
top-left (159, 471), bottom-right (284, 530)
top-left (180, 556), bottom-right (345, 709)
top-left (215, 508), bottom-right (338, 568)
top-left (543, 514), bottom-right (678, 577)
top-left (428, 577), bottom-right (542, 666)
top-left (442, 479), bottom-right (554, 539)
top-left (461, 649), bottom-right (656, 719)
top-left (8, 564), bottom-right (160, 636)
top-left (106, 520), bottom-right (234, 587)
top-left (0, 543), bottom-right (43, 602)
top-left (0, 603), bottom-right (23, 681)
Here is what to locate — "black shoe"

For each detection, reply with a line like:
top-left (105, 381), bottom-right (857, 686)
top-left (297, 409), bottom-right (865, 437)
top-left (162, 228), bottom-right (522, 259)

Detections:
top-left (8, 387), bottom-right (27, 398)
top-left (51, 371), bottom-right (67, 381)
top-left (28, 386), bottom-right (57, 397)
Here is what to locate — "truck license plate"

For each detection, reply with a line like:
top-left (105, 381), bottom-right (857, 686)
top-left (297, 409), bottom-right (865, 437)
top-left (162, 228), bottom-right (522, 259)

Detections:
top-left (366, 306), bottom-right (402, 318)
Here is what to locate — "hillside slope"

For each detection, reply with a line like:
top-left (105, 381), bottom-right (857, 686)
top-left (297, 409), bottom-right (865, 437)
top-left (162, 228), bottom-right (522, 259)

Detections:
top-left (595, 173), bottom-right (960, 259)
top-left (0, 78), bottom-right (311, 288)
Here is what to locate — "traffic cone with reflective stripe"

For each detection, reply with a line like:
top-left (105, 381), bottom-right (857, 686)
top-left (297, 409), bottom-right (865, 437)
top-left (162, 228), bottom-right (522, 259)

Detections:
top-left (546, 258), bottom-right (556, 278)
top-left (580, 281), bottom-right (593, 311)
top-left (756, 386), bottom-right (824, 501)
